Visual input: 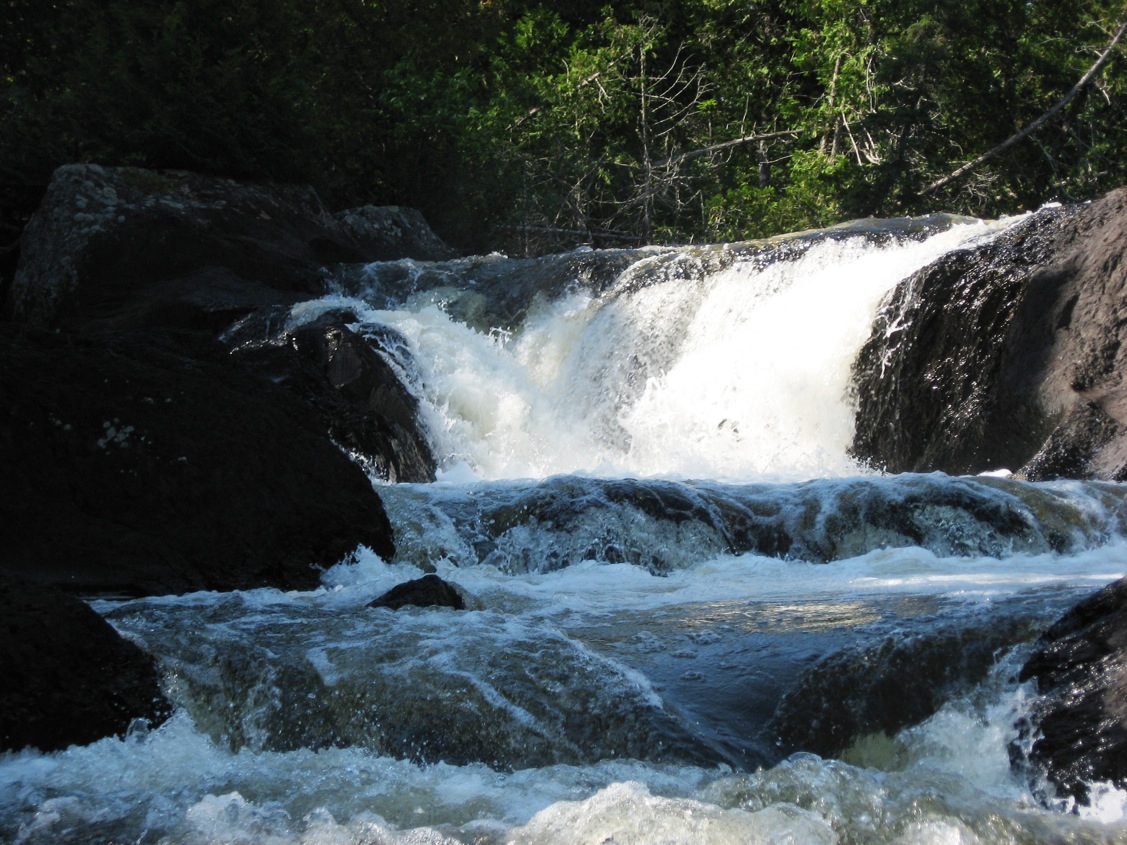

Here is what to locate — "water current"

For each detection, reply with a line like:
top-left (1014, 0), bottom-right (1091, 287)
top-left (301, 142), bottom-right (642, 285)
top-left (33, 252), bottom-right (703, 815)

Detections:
top-left (4, 213), bottom-right (1127, 844)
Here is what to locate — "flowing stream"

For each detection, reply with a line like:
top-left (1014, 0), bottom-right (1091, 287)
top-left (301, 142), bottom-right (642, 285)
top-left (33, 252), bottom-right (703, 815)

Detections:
top-left (5, 214), bottom-right (1127, 844)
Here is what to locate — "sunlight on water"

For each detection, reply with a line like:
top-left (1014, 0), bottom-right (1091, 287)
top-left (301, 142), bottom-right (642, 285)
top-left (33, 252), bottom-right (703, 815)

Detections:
top-left (7, 213), bottom-right (1127, 845)
top-left (5, 624), bottom-right (1126, 844)
top-left (329, 221), bottom-right (1007, 481)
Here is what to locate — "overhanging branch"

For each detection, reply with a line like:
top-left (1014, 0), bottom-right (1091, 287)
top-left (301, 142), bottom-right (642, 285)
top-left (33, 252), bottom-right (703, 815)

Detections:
top-left (920, 17), bottom-right (1127, 197)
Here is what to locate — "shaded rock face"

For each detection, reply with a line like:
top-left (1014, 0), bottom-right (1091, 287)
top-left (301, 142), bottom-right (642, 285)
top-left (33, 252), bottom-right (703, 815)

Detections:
top-left (1015, 577), bottom-right (1127, 806)
top-left (226, 309), bottom-right (436, 483)
top-left (332, 206), bottom-right (459, 265)
top-left (0, 164), bottom-right (457, 595)
top-left (0, 579), bottom-right (171, 752)
top-left (6, 164), bottom-right (457, 332)
top-left (852, 187), bottom-right (1127, 480)
top-left (368, 574), bottom-right (466, 610)
top-left (2, 164), bottom-right (442, 486)
top-left (0, 328), bottom-right (394, 595)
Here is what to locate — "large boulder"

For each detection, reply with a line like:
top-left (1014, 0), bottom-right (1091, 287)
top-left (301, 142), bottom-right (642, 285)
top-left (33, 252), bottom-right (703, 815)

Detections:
top-left (5, 164), bottom-right (456, 333)
top-left (1015, 576), bottom-right (1127, 806)
top-left (3, 164), bottom-right (445, 485)
top-left (0, 327), bottom-right (395, 595)
top-left (852, 187), bottom-right (1127, 480)
top-left (226, 308), bottom-right (437, 483)
top-left (0, 578), bottom-right (171, 752)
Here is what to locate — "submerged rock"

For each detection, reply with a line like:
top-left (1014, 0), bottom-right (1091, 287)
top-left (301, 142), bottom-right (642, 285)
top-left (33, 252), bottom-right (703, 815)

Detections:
top-left (1015, 576), bottom-right (1127, 806)
top-left (368, 574), bottom-right (466, 610)
top-left (0, 579), bottom-right (171, 752)
top-left (113, 596), bottom-right (725, 770)
top-left (852, 187), bottom-right (1127, 480)
top-left (0, 328), bottom-right (394, 595)
top-left (381, 473), bottom-right (1127, 574)
top-left (771, 613), bottom-right (1040, 759)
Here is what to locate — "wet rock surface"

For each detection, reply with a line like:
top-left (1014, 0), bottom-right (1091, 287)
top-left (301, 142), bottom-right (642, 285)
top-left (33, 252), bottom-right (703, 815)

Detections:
top-left (368, 574), bottom-right (466, 610)
top-left (1015, 576), bottom-right (1127, 806)
top-left (0, 579), bottom-right (171, 752)
top-left (852, 187), bottom-right (1127, 480)
top-left (772, 614), bottom-right (1040, 758)
top-left (382, 473), bottom-right (1127, 574)
top-left (108, 594), bottom-right (724, 771)
top-left (227, 309), bottom-right (436, 483)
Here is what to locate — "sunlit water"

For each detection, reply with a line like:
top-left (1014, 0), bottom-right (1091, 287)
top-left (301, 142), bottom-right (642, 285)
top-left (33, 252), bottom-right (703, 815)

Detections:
top-left (5, 215), bottom-right (1127, 844)
top-left (301, 217), bottom-right (1006, 481)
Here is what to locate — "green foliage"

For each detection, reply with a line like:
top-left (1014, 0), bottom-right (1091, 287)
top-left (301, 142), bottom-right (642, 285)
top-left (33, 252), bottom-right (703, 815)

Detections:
top-left (4, 0), bottom-right (315, 181)
top-left (2, 0), bottom-right (1125, 252)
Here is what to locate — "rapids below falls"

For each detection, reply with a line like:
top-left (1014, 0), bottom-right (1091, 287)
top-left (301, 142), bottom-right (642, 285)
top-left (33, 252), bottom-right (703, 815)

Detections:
top-left (7, 211), bottom-right (1127, 844)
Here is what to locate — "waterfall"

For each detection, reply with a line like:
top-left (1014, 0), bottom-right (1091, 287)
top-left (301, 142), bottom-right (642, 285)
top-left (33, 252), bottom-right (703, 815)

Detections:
top-left (306, 216), bottom-right (1010, 482)
top-left (8, 210), bottom-right (1127, 845)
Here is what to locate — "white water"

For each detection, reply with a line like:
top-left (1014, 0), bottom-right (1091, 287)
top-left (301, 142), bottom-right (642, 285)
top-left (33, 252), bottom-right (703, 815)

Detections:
top-left (300, 220), bottom-right (1007, 481)
top-left (4, 547), bottom-right (1126, 844)
top-left (6, 215), bottom-right (1127, 844)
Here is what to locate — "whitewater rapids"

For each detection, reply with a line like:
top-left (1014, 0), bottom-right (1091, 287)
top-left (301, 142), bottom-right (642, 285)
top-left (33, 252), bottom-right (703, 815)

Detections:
top-left (5, 212), bottom-right (1127, 844)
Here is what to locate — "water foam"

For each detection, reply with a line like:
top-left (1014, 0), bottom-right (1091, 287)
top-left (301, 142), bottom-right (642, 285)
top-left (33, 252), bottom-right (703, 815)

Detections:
top-left (336, 221), bottom-right (1008, 482)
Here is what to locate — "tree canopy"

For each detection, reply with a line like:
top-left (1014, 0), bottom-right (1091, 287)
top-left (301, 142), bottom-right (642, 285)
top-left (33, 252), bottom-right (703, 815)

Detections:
top-left (2, 0), bottom-right (1125, 254)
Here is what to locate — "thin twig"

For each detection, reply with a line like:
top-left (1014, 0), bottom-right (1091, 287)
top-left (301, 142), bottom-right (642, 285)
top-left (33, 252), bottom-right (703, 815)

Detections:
top-left (920, 16), bottom-right (1127, 196)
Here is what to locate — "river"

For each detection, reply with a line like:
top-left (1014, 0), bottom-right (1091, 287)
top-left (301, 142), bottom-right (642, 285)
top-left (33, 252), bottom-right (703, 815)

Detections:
top-left (3, 213), bottom-right (1127, 844)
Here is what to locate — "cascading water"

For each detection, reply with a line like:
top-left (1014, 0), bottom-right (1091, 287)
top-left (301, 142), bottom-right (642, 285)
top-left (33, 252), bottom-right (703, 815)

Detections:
top-left (5, 213), bottom-right (1127, 845)
top-left (325, 218), bottom-right (1006, 481)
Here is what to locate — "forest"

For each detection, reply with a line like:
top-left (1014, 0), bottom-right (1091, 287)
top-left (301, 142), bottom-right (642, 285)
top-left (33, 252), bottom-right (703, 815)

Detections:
top-left (2, 0), bottom-right (1125, 255)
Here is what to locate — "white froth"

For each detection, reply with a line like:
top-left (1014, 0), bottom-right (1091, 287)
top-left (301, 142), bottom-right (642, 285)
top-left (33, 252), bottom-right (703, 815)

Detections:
top-left (338, 221), bottom-right (1007, 482)
top-left (9, 214), bottom-right (1127, 845)
top-left (509, 781), bottom-right (836, 845)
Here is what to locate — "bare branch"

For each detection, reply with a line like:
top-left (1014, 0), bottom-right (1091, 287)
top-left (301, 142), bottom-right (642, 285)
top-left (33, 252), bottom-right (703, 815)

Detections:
top-left (656, 129), bottom-right (803, 169)
top-left (921, 16), bottom-right (1127, 197)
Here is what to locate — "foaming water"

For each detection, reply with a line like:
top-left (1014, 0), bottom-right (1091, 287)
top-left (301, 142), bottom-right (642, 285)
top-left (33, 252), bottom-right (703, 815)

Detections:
top-left (298, 219), bottom-right (1009, 481)
top-left (605, 231), bottom-right (991, 479)
top-left (9, 212), bottom-right (1127, 844)
top-left (5, 546), bottom-right (1127, 844)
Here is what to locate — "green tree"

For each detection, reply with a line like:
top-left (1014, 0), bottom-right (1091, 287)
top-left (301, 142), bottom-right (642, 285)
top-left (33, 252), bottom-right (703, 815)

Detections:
top-left (3, 0), bottom-right (1125, 256)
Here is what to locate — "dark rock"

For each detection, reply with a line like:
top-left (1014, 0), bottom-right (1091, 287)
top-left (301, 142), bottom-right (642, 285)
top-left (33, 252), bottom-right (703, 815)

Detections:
top-left (391, 473), bottom-right (1127, 575)
top-left (368, 574), bottom-right (465, 610)
top-left (3, 164), bottom-right (445, 487)
top-left (0, 327), bottom-right (394, 595)
top-left (332, 205), bottom-right (459, 263)
top-left (0, 579), bottom-right (171, 751)
top-left (333, 247), bottom-right (652, 332)
top-left (1015, 577), bottom-right (1127, 806)
top-left (771, 614), bottom-right (1040, 759)
top-left (6, 164), bottom-right (455, 332)
top-left (852, 187), bottom-right (1127, 480)
top-left (228, 309), bottom-right (437, 483)
top-left (1021, 401), bottom-right (1121, 481)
